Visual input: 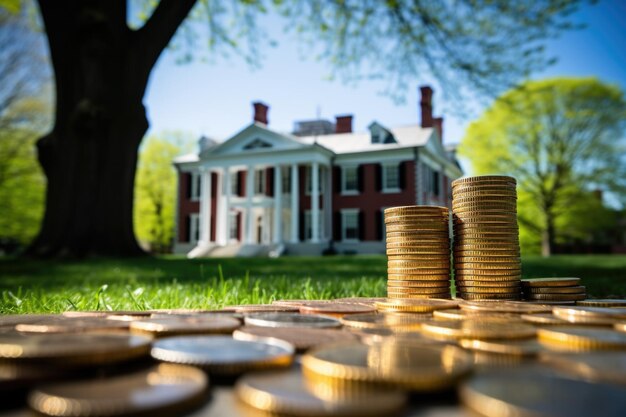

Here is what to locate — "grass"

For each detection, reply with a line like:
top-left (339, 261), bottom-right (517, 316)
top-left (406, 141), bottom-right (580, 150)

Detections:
top-left (0, 255), bottom-right (624, 314)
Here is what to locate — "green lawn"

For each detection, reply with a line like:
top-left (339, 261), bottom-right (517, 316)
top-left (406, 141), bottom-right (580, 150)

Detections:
top-left (0, 255), bottom-right (624, 314)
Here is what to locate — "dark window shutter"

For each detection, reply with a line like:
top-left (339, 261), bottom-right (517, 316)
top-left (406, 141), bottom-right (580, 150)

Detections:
top-left (333, 211), bottom-right (342, 241)
top-left (238, 171), bottom-right (245, 196)
top-left (299, 211), bottom-right (305, 241)
top-left (266, 167), bottom-right (274, 197)
top-left (375, 210), bottom-right (383, 241)
top-left (358, 211), bottom-right (365, 240)
top-left (334, 167), bottom-right (341, 193)
top-left (357, 165), bottom-right (364, 192)
top-left (236, 212), bottom-right (242, 241)
top-left (185, 173), bottom-right (192, 199)
top-left (211, 173), bottom-right (217, 198)
top-left (399, 162), bottom-right (406, 190)
top-left (185, 215), bottom-right (191, 242)
top-left (375, 164), bottom-right (382, 192)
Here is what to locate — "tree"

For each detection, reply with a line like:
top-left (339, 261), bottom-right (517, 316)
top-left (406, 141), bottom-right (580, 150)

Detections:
top-left (134, 134), bottom-right (188, 253)
top-left (459, 78), bottom-right (626, 256)
top-left (25, 0), bottom-right (587, 257)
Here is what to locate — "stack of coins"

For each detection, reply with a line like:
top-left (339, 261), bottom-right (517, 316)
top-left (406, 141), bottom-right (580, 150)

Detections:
top-left (384, 206), bottom-right (451, 299)
top-left (521, 278), bottom-right (586, 304)
top-left (451, 176), bottom-right (521, 301)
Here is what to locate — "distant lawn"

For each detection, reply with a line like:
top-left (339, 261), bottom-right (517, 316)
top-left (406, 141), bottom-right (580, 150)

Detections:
top-left (0, 255), bottom-right (624, 314)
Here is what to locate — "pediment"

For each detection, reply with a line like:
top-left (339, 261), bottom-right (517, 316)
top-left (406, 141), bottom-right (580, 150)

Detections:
top-left (204, 124), bottom-right (306, 157)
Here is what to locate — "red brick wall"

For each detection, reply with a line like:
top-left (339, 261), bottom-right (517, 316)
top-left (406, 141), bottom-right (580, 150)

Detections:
top-left (177, 172), bottom-right (199, 242)
top-left (332, 161), bottom-right (416, 241)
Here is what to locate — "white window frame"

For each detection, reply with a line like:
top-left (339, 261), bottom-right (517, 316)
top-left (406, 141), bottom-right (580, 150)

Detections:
top-left (341, 165), bottom-right (359, 195)
top-left (382, 162), bottom-right (401, 193)
top-left (341, 209), bottom-right (360, 242)
top-left (190, 172), bottom-right (201, 201)
top-left (255, 168), bottom-right (266, 196)
top-left (228, 211), bottom-right (239, 241)
top-left (189, 213), bottom-right (200, 243)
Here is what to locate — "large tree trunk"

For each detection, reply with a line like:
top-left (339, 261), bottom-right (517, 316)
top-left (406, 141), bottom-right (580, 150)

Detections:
top-left (541, 211), bottom-right (556, 257)
top-left (27, 0), bottom-right (195, 258)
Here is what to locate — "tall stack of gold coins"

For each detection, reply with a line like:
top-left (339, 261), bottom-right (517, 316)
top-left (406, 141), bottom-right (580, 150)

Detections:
top-left (451, 176), bottom-right (521, 300)
top-left (384, 206), bottom-right (451, 299)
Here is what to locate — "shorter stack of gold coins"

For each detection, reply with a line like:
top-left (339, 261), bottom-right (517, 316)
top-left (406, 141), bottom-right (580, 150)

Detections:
top-left (451, 176), bottom-right (521, 301)
top-left (521, 278), bottom-right (587, 304)
top-left (384, 206), bottom-right (451, 299)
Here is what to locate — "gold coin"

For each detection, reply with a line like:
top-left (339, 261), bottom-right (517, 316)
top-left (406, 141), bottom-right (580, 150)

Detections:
top-left (385, 231), bottom-right (450, 239)
top-left (384, 206), bottom-right (448, 215)
top-left (453, 213), bottom-right (517, 221)
top-left (0, 333), bottom-right (151, 366)
top-left (388, 280), bottom-right (450, 288)
top-left (233, 327), bottom-right (357, 353)
top-left (457, 293), bottom-right (521, 301)
top-left (386, 242), bottom-right (450, 249)
top-left (13, 316), bottom-right (130, 334)
top-left (460, 368), bottom-right (626, 417)
top-left (520, 313), bottom-right (574, 326)
top-left (521, 278), bottom-right (581, 287)
top-left (299, 302), bottom-right (376, 318)
top-left (542, 351), bottom-right (626, 386)
top-left (332, 297), bottom-right (388, 307)
top-left (387, 286), bottom-right (451, 295)
top-left (235, 369), bottom-right (407, 416)
top-left (455, 280), bottom-right (520, 287)
top-left (452, 175), bottom-right (516, 185)
top-left (301, 342), bottom-right (472, 391)
top-left (387, 255), bottom-right (452, 262)
top-left (453, 247), bottom-right (520, 254)
top-left (340, 313), bottom-right (433, 331)
top-left (271, 299), bottom-right (333, 307)
top-left (388, 260), bottom-right (450, 268)
top-left (524, 286), bottom-right (586, 295)
top-left (552, 306), bottom-right (626, 325)
top-left (129, 316), bottom-right (240, 338)
top-left (151, 335), bottom-right (295, 375)
top-left (525, 293), bottom-right (587, 301)
top-left (537, 327), bottom-right (626, 349)
top-left (458, 300), bottom-right (551, 314)
top-left (28, 364), bottom-right (208, 417)
top-left (453, 262), bottom-right (520, 270)
top-left (388, 274), bottom-right (451, 281)
top-left (433, 309), bottom-right (524, 322)
top-left (452, 183), bottom-right (516, 192)
top-left (388, 266), bottom-right (451, 273)
top-left (576, 299), bottom-right (626, 308)
top-left (452, 200), bottom-right (517, 209)
top-left (453, 196), bottom-right (517, 205)
top-left (385, 224), bottom-right (449, 233)
top-left (234, 305), bottom-right (300, 313)
top-left (456, 286), bottom-right (521, 295)
top-left (387, 248), bottom-right (451, 256)
top-left (454, 228), bottom-right (519, 236)
top-left (384, 214), bottom-right (448, 223)
top-left (459, 338), bottom-right (544, 356)
top-left (387, 293), bottom-right (451, 299)
top-left (453, 256), bottom-right (521, 264)
top-left (453, 269), bottom-right (521, 277)
top-left (375, 299), bottom-right (460, 313)
top-left (420, 320), bottom-right (535, 341)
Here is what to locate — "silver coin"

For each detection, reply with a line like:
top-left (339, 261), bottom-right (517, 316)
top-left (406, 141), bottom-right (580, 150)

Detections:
top-left (244, 313), bottom-right (341, 329)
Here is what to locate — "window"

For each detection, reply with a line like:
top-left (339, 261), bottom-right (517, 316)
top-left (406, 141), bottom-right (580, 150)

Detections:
top-left (341, 166), bottom-right (358, 194)
top-left (432, 170), bottom-right (440, 196)
top-left (230, 171), bottom-right (239, 196)
top-left (189, 213), bottom-right (200, 242)
top-left (382, 163), bottom-right (400, 192)
top-left (190, 173), bottom-right (201, 201)
top-left (282, 166), bottom-right (291, 194)
top-left (342, 210), bottom-right (359, 241)
top-left (255, 169), bottom-right (266, 195)
top-left (304, 211), bottom-right (323, 241)
top-left (229, 212), bottom-right (239, 241)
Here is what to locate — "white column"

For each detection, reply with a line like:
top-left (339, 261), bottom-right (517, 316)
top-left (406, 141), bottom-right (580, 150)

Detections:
top-left (245, 166), bottom-right (255, 244)
top-left (199, 169), bottom-right (212, 244)
top-left (273, 166), bottom-right (283, 244)
top-left (290, 164), bottom-right (299, 243)
top-left (221, 167), bottom-right (231, 245)
top-left (311, 162), bottom-right (320, 243)
top-left (324, 165), bottom-right (332, 240)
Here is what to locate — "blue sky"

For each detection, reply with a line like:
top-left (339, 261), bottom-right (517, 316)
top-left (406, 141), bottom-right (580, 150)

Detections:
top-left (144, 0), bottom-right (626, 148)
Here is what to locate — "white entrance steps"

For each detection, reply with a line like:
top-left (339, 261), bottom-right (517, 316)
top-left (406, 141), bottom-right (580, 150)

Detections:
top-left (188, 243), bottom-right (286, 258)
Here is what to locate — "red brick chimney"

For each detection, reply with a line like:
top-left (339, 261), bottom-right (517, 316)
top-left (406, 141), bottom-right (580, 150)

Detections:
top-left (433, 117), bottom-right (443, 143)
top-left (253, 102), bottom-right (269, 125)
top-left (335, 115), bottom-right (353, 133)
top-left (420, 86), bottom-right (433, 128)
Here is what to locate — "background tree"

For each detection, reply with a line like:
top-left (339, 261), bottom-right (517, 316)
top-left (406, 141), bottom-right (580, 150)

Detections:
top-left (134, 132), bottom-right (191, 253)
top-left (459, 77), bottom-right (626, 256)
top-left (0, 4), bottom-right (51, 252)
top-left (24, 0), bottom-right (587, 257)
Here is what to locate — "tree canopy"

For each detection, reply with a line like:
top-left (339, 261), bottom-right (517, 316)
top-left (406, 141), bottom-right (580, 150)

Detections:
top-left (459, 77), bottom-right (626, 255)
